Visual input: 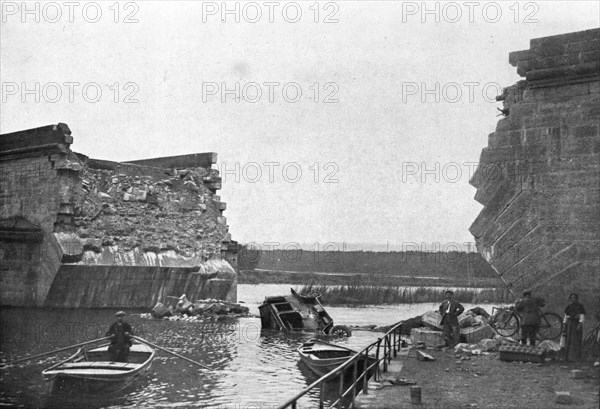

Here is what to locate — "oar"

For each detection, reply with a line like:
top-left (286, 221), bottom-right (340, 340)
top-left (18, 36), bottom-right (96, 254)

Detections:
top-left (133, 336), bottom-right (215, 371)
top-left (2, 336), bottom-right (111, 366)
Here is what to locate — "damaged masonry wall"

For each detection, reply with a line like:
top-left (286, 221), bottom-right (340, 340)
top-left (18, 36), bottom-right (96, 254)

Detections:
top-left (470, 29), bottom-right (600, 294)
top-left (0, 123), bottom-right (239, 307)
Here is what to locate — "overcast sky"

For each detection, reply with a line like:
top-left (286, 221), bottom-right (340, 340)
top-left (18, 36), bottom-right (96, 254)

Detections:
top-left (1, 1), bottom-right (598, 250)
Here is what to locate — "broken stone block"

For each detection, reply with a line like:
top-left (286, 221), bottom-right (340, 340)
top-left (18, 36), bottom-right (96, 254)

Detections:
top-left (570, 369), bottom-right (584, 379)
top-left (83, 239), bottom-right (102, 253)
top-left (102, 204), bottom-right (116, 214)
top-left (97, 192), bottom-right (112, 201)
top-left (132, 188), bottom-right (147, 201)
top-left (184, 180), bottom-right (199, 192)
top-left (54, 159), bottom-right (83, 172)
top-left (54, 232), bottom-right (83, 261)
top-left (555, 391), bottom-right (572, 404)
top-left (152, 302), bottom-right (172, 318)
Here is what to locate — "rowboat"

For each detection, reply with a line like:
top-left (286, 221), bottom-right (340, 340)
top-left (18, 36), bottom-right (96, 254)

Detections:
top-left (298, 339), bottom-right (376, 379)
top-left (259, 289), bottom-right (352, 337)
top-left (42, 342), bottom-right (156, 393)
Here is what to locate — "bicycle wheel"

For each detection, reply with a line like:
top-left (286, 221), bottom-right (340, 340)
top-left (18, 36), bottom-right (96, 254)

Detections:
top-left (583, 325), bottom-right (600, 346)
top-left (583, 326), bottom-right (599, 353)
top-left (491, 312), bottom-right (519, 337)
top-left (538, 312), bottom-right (563, 340)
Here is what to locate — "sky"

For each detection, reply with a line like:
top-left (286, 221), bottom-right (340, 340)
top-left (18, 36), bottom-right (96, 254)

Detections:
top-left (1, 1), bottom-right (598, 251)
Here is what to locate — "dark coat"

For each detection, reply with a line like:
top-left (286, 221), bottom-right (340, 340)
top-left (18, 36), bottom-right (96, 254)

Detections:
top-left (439, 299), bottom-right (465, 325)
top-left (515, 297), bottom-right (545, 325)
top-left (565, 301), bottom-right (585, 321)
top-left (106, 321), bottom-right (133, 347)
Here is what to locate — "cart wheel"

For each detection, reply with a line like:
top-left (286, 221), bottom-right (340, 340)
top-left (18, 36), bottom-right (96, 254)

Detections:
top-left (329, 325), bottom-right (352, 338)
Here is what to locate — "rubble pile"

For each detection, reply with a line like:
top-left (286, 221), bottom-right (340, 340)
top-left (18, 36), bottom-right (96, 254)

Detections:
top-left (409, 308), bottom-right (495, 347)
top-left (70, 162), bottom-right (228, 263)
top-left (146, 294), bottom-right (250, 322)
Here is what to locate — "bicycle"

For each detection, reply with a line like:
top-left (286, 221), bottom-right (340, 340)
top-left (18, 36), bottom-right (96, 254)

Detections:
top-left (582, 319), bottom-right (600, 359)
top-left (489, 306), bottom-right (563, 341)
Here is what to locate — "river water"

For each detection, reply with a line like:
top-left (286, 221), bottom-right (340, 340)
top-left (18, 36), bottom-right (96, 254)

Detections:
top-left (0, 284), bottom-right (500, 408)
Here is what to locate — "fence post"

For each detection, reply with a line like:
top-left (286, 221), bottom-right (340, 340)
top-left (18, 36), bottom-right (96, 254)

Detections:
top-left (376, 338), bottom-right (383, 380)
top-left (352, 359), bottom-right (358, 407)
top-left (393, 330), bottom-right (397, 358)
top-left (383, 337), bottom-right (388, 373)
top-left (338, 371), bottom-right (344, 402)
top-left (362, 348), bottom-right (369, 395)
top-left (319, 382), bottom-right (325, 409)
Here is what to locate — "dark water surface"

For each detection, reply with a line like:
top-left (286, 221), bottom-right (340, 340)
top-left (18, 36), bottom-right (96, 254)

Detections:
top-left (0, 284), bottom-right (496, 408)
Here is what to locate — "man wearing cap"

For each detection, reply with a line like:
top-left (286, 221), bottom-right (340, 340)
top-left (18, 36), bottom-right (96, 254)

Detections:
top-left (515, 289), bottom-right (545, 346)
top-left (106, 311), bottom-right (134, 362)
top-left (439, 290), bottom-right (464, 348)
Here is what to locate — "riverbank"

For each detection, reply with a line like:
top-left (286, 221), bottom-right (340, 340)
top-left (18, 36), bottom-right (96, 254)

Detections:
top-left (297, 284), bottom-right (512, 305)
top-left (356, 349), bottom-right (600, 408)
top-left (238, 269), bottom-right (501, 288)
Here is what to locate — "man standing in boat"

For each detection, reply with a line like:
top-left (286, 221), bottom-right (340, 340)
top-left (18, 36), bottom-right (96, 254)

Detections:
top-left (106, 311), bottom-right (134, 362)
top-left (439, 290), bottom-right (464, 348)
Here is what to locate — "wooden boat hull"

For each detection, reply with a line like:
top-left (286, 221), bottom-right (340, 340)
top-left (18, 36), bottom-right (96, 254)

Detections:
top-left (298, 339), bottom-right (376, 379)
top-left (42, 343), bottom-right (155, 394)
top-left (259, 289), bottom-right (335, 334)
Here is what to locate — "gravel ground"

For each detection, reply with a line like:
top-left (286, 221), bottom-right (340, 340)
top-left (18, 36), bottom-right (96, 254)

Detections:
top-left (355, 348), bottom-right (599, 409)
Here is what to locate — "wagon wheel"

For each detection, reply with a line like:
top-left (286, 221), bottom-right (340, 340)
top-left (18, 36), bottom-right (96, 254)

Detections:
top-left (329, 325), bottom-right (352, 338)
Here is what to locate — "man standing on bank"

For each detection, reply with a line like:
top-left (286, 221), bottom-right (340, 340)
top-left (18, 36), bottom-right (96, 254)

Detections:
top-left (439, 290), bottom-right (464, 348)
top-left (106, 311), bottom-right (134, 362)
top-left (515, 289), bottom-right (545, 346)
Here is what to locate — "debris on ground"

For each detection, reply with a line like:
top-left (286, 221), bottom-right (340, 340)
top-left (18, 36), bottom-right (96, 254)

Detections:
top-left (144, 294), bottom-right (250, 321)
top-left (409, 307), bottom-right (496, 347)
top-left (555, 391), bottom-right (573, 404)
top-left (416, 350), bottom-right (436, 361)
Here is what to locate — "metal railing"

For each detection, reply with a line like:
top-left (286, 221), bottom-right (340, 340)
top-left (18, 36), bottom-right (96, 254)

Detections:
top-left (277, 322), bottom-right (404, 409)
